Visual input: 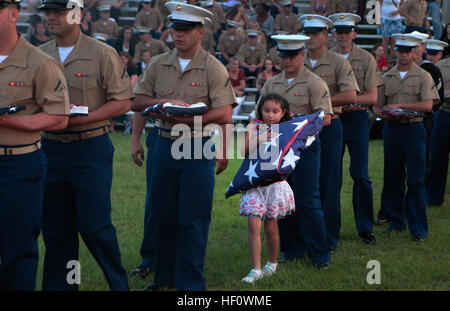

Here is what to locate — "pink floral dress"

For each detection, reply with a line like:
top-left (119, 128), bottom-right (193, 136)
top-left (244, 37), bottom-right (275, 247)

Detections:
top-left (239, 121), bottom-right (296, 220)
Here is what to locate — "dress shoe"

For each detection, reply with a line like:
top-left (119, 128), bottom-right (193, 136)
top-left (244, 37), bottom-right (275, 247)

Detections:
top-left (414, 235), bottom-right (426, 243)
top-left (359, 232), bottom-right (376, 245)
top-left (129, 265), bottom-right (152, 278)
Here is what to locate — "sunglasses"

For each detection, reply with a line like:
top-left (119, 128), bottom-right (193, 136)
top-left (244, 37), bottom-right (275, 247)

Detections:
top-left (0, 1), bottom-right (16, 9)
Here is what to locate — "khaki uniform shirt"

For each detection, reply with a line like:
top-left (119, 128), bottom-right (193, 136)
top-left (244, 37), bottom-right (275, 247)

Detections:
top-left (329, 0), bottom-right (358, 14)
top-left (134, 39), bottom-right (169, 60)
top-left (399, 0), bottom-right (427, 27)
top-left (377, 63), bottom-right (440, 112)
top-left (304, 49), bottom-right (360, 114)
top-left (218, 32), bottom-right (246, 56)
top-left (331, 44), bottom-right (382, 109)
top-left (134, 47), bottom-right (237, 130)
top-left (39, 33), bottom-right (134, 132)
top-left (259, 68), bottom-right (333, 115)
top-left (436, 58), bottom-right (450, 112)
top-left (274, 13), bottom-right (300, 34)
top-left (212, 1), bottom-right (225, 23)
top-left (201, 28), bottom-right (216, 53)
top-left (92, 19), bottom-right (120, 40)
top-left (205, 10), bottom-right (221, 32)
top-left (237, 42), bottom-right (266, 66)
top-left (0, 35), bottom-right (69, 145)
top-left (158, 0), bottom-right (171, 21)
top-left (134, 9), bottom-right (163, 30)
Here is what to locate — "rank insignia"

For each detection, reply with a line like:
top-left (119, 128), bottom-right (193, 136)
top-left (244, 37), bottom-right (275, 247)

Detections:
top-left (8, 82), bottom-right (24, 87)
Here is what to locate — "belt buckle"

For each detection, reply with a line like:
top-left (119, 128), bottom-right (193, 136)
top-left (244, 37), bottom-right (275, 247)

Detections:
top-left (61, 134), bottom-right (73, 143)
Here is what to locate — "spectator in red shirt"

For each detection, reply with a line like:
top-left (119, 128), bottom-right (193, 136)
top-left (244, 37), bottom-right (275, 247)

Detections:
top-left (373, 43), bottom-right (389, 72)
top-left (228, 57), bottom-right (246, 97)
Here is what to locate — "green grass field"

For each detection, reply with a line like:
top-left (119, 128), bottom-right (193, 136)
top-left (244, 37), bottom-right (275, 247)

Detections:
top-left (35, 131), bottom-right (450, 291)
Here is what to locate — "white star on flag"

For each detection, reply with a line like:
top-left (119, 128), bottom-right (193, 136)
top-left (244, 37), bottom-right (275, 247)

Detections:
top-left (281, 148), bottom-right (300, 170)
top-left (271, 150), bottom-right (283, 168)
top-left (262, 132), bottom-right (282, 152)
top-left (305, 135), bottom-right (316, 147)
top-left (244, 160), bottom-right (259, 184)
top-left (292, 120), bottom-right (308, 132)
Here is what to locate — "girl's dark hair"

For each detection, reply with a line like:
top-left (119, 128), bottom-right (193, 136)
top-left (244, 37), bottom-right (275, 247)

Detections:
top-left (119, 51), bottom-right (135, 68)
top-left (257, 93), bottom-right (291, 123)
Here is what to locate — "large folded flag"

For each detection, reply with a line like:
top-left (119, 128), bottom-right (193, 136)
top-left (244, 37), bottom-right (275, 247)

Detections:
top-left (225, 110), bottom-right (324, 198)
top-left (382, 108), bottom-right (426, 118)
top-left (141, 102), bottom-right (208, 117)
top-left (0, 105), bottom-right (25, 115)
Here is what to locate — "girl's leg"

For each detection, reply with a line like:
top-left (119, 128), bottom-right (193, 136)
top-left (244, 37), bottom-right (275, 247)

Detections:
top-left (248, 217), bottom-right (262, 269)
top-left (264, 220), bottom-right (279, 264)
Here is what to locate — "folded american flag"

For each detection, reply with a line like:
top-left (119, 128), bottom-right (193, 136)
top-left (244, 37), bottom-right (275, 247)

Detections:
top-left (382, 108), bottom-right (426, 118)
top-left (225, 110), bottom-right (324, 198)
top-left (141, 102), bottom-right (208, 117)
top-left (0, 105), bottom-right (25, 115)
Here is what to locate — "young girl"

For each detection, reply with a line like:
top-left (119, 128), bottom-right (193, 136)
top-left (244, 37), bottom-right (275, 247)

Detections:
top-left (239, 93), bottom-right (295, 283)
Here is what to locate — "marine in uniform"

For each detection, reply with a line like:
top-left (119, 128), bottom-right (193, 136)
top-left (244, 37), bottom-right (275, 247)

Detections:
top-left (428, 56), bottom-right (450, 207)
top-left (373, 34), bottom-right (439, 242)
top-left (134, 26), bottom-right (169, 61)
top-left (425, 39), bottom-right (448, 65)
top-left (300, 14), bottom-right (360, 253)
top-left (259, 34), bottom-right (333, 269)
top-left (328, 0), bottom-right (358, 15)
top-left (274, 1), bottom-right (300, 34)
top-left (91, 3), bottom-right (120, 40)
top-left (237, 30), bottom-right (266, 77)
top-left (329, 13), bottom-right (381, 245)
top-left (134, 0), bottom-right (164, 39)
top-left (38, 0), bottom-right (134, 290)
top-left (398, 0), bottom-right (428, 34)
top-left (217, 20), bottom-right (246, 65)
top-left (0, 0), bottom-right (70, 290)
top-left (132, 2), bottom-right (236, 290)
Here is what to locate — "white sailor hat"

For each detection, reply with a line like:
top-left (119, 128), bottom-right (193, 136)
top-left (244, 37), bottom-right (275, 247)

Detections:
top-left (328, 13), bottom-right (360, 32)
top-left (98, 3), bottom-right (111, 11)
top-left (408, 31), bottom-right (429, 43)
top-left (299, 14), bottom-right (333, 33)
top-left (425, 39), bottom-right (448, 52)
top-left (271, 34), bottom-right (310, 58)
top-left (142, 0), bottom-right (152, 3)
top-left (136, 26), bottom-right (151, 34)
top-left (166, 2), bottom-right (213, 29)
top-left (279, 0), bottom-right (292, 7)
top-left (245, 29), bottom-right (260, 37)
top-left (93, 33), bottom-right (109, 42)
top-left (199, 0), bottom-right (213, 7)
top-left (226, 19), bottom-right (241, 28)
top-left (392, 33), bottom-right (423, 51)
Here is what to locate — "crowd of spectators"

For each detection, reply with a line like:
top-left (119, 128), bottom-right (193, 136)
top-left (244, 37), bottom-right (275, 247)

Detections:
top-left (20, 0), bottom-right (448, 119)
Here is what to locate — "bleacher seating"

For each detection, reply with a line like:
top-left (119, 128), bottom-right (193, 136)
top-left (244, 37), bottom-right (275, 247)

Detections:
top-left (17, 0), bottom-right (440, 124)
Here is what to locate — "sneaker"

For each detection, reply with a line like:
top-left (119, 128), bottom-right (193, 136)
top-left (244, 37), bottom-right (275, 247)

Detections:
top-left (241, 268), bottom-right (263, 283)
top-left (262, 262), bottom-right (277, 276)
top-left (328, 246), bottom-right (337, 255)
top-left (359, 232), bottom-right (376, 245)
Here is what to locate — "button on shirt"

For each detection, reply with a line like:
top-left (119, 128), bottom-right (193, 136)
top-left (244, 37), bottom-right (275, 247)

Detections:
top-left (134, 47), bottom-right (237, 130)
top-left (377, 63), bottom-right (440, 109)
top-left (259, 67), bottom-right (333, 116)
top-left (39, 33), bottom-right (134, 132)
top-left (0, 35), bottom-right (69, 145)
top-left (304, 49), bottom-right (360, 114)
